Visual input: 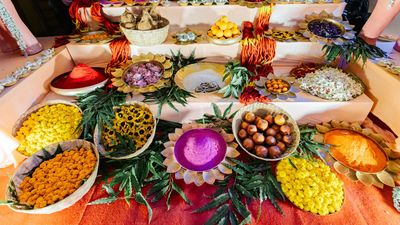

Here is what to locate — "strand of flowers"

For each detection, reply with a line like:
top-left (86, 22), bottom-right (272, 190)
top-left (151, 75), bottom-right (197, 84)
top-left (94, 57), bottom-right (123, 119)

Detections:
top-left (0, 0), bottom-right (27, 56)
top-left (0, 48), bottom-right (55, 94)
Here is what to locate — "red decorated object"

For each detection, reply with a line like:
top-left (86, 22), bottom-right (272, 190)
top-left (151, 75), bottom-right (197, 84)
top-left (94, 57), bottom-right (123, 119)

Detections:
top-left (51, 64), bottom-right (107, 89)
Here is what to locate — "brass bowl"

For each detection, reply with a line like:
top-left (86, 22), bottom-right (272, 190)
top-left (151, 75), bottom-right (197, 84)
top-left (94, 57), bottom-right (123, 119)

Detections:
top-left (122, 60), bottom-right (165, 88)
top-left (264, 79), bottom-right (291, 95)
top-left (307, 18), bottom-right (345, 39)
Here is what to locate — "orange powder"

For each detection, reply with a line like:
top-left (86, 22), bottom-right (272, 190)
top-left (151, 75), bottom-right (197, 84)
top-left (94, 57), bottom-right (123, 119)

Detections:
top-left (324, 129), bottom-right (387, 173)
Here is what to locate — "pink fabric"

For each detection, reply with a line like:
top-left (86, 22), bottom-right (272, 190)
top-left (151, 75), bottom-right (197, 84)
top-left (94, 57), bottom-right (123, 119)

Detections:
top-left (361, 0), bottom-right (400, 45)
top-left (0, 0), bottom-right (42, 55)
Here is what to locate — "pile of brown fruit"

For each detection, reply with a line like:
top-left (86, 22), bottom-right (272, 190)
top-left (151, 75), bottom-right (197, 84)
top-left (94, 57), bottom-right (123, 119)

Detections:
top-left (237, 111), bottom-right (293, 159)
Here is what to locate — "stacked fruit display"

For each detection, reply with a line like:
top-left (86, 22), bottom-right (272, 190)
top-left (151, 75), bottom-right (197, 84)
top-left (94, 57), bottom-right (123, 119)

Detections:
top-left (207, 16), bottom-right (241, 44)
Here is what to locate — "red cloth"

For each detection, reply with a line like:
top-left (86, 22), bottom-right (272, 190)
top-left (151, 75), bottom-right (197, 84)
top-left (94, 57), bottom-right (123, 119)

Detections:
top-left (1, 169), bottom-right (400, 225)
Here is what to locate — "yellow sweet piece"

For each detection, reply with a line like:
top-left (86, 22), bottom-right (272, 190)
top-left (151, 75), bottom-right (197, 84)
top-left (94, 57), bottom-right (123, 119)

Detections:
top-left (15, 104), bottom-right (82, 156)
top-left (277, 157), bottom-right (344, 216)
top-left (219, 23), bottom-right (228, 31)
top-left (220, 16), bottom-right (229, 23)
top-left (18, 147), bottom-right (96, 208)
top-left (223, 29), bottom-right (233, 38)
top-left (216, 30), bottom-right (224, 38)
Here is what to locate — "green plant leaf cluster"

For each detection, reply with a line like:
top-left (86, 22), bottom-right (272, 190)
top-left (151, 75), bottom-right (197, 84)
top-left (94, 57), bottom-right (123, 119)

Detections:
top-left (89, 119), bottom-right (191, 223)
top-left (76, 88), bottom-right (127, 139)
top-left (143, 50), bottom-right (203, 117)
top-left (322, 37), bottom-right (386, 65)
top-left (194, 103), bottom-right (237, 133)
top-left (105, 132), bottom-right (136, 158)
top-left (218, 61), bottom-right (254, 99)
top-left (143, 85), bottom-right (194, 118)
top-left (294, 125), bottom-right (330, 163)
top-left (194, 158), bottom-right (285, 225)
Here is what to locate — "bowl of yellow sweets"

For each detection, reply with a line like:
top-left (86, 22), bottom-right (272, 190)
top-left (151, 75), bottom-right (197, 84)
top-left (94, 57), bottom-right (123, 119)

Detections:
top-left (207, 16), bottom-right (242, 45)
top-left (12, 100), bottom-right (83, 157)
top-left (5, 139), bottom-right (99, 214)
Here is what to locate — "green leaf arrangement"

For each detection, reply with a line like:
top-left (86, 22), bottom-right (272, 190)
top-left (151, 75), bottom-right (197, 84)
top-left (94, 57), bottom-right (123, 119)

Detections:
top-left (193, 159), bottom-right (285, 225)
top-left (89, 119), bottom-right (191, 223)
top-left (76, 88), bottom-right (127, 139)
top-left (293, 125), bottom-right (330, 164)
top-left (143, 50), bottom-right (203, 117)
top-left (194, 103), bottom-right (237, 133)
top-left (322, 37), bottom-right (386, 65)
top-left (194, 104), bottom-right (284, 225)
top-left (218, 61), bottom-right (254, 99)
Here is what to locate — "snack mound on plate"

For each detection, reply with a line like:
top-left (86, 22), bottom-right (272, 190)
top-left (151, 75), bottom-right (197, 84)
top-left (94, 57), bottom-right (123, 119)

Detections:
top-left (208, 16), bottom-right (241, 40)
top-left (18, 147), bottom-right (96, 208)
top-left (102, 104), bottom-right (154, 152)
top-left (298, 67), bottom-right (364, 101)
top-left (15, 104), bottom-right (82, 156)
top-left (277, 157), bottom-right (344, 215)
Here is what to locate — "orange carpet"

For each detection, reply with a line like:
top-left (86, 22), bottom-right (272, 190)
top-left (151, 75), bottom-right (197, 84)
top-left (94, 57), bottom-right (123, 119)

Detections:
top-left (1, 163), bottom-right (400, 225)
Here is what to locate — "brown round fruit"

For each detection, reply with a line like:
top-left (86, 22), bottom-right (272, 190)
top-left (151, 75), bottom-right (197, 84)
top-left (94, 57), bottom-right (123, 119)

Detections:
top-left (244, 112), bottom-right (256, 123)
top-left (272, 124), bottom-right (280, 132)
top-left (268, 146), bottom-right (282, 158)
top-left (276, 133), bottom-right (283, 141)
top-left (240, 121), bottom-right (250, 130)
top-left (266, 128), bottom-right (277, 136)
top-left (256, 119), bottom-right (269, 131)
top-left (280, 125), bottom-right (291, 135)
top-left (283, 135), bottom-right (293, 144)
top-left (274, 114), bottom-right (286, 126)
top-left (252, 133), bottom-right (265, 145)
top-left (255, 145), bottom-right (269, 158)
top-left (238, 129), bottom-right (247, 139)
top-left (254, 116), bottom-right (262, 124)
top-left (276, 142), bottom-right (286, 151)
top-left (243, 138), bottom-right (255, 150)
top-left (247, 125), bottom-right (258, 135)
top-left (265, 136), bottom-right (277, 146)
top-left (264, 114), bottom-right (274, 124)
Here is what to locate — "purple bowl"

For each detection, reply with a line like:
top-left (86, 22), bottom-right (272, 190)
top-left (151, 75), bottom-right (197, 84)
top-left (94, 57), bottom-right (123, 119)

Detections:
top-left (174, 128), bottom-right (227, 172)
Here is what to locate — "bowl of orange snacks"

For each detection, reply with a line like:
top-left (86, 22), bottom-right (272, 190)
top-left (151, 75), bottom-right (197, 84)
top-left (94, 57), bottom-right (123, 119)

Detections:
top-left (207, 16), bottom-right (242, 45)
top-left (5, 139), bottom-right (99, 214)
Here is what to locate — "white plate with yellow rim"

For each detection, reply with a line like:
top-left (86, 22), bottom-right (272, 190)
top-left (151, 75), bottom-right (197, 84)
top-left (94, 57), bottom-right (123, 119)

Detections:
top-left (174, 63), bottom-right (229, 96)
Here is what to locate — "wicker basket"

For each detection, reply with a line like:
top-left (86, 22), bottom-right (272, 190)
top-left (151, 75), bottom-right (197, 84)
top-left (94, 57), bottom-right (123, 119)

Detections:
top-left (12, 100), bottom-right (83, 158)
top-left (232, 103), bottom-right (300, 161)
top-left (5, 139), bottom-right (99, 214)
top-left (120, 19), bottom-right (170, 46)
top-left (93, 101), bottom-right (156, 160)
